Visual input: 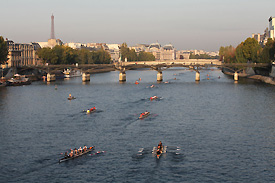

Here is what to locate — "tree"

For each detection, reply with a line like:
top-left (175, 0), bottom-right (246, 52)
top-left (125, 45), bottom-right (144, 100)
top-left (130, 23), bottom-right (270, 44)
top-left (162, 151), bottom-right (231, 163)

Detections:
top-left (78, 49), bottom-right (92, 64)
top-left (235, 43), bottom-right (246, 63)
top-left (0, 36), bottom-right (8, 64)
top-left (120, 42), bottom-right (129, 62)
top-left (223, 45), bottom-right (236, 63)
top-left (242, 37), bottom-right (261, 62)
top-left (128, 49), bottom-right (138, 61)
top-left (219, 46), bottom-right (225, 61)
top-left (138, 51), bottom-right (155, 61)
top-left (63, 46), bottom-right (78, 64)
top-left (37, 47), bottom-right (58, 64)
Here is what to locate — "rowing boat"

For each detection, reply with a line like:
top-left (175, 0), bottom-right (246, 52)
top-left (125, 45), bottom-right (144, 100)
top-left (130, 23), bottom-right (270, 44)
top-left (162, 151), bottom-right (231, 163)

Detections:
top-left (152, 146), bottom-right (167, 159)
top-left (59, 146), bottom-right (94, 163)
top-left (68, 96), bottom-right (76, 100)
top-left (139, 112), bottom-right (150, 119)
top-left (150, 96), bottom-right (158, 101)
top-left (156, 146), bottom-right (163, 159)
top-left (86, 109), bottom-right (96, 114)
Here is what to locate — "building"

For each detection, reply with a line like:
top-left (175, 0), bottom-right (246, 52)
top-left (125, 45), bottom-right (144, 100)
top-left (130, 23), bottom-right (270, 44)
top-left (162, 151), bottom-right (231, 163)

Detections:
top-left (252, 27), bottom-right (269, 45)
top-left (176, 51), bottom-right (190, 59)
top-left (161, 44), bottom-right (176, 60)
top-left (6, 40), bottom-right (21, 67)
top-left (146, 42), bottom-right (162, 60)
top-left (144, 42), bottom-right (177, 60)
top-left (252, 17), bottom-right (275, 45)
top-left (129, 44), bottom-right (149, 53)
top-left (37, 39), bottom-right (62, 48)
top-left (64, 42), bottom-right (83, 49)
top-left (269, 16), bottom-right (275, 39)
top-left (6, 40), bottom-right (42, 67)
top-left (106, 44), bottom-right (121, 62)
top-left (87, 43), bottom-right (108, 50)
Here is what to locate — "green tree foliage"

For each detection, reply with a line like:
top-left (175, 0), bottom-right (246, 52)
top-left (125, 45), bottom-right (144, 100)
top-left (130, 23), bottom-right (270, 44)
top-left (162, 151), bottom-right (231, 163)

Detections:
top-left (0, 36), bottom-right (8, 64)
top-left (242, 38), bottom-right (261, 62)
top-left (260, 38), bottom-right (275, 63)
top-left (120, 43), bottom-right (129, 62)
top-left (235, 43), bottom-right (246, 63)
top-left (120, 42), bottom-right (155, 61)
top-left (91, 48), bottom-right (111, 64)
top-left (219, 46), bottom-right (225, 61)
top-left (37, 47), bottom-right (57, 64)
top-left (223, 46), bottom-right (236, 63)
top-left (37, 46), bottom-right (111, 65)
top-left (221, 37), bottom-right (275, 63)
top-left (138, 51), bottom-right (155, 61)
top-left (189, 53), bottom-right (219, 59)
top-left (78, 49), bottom-right (93, 64)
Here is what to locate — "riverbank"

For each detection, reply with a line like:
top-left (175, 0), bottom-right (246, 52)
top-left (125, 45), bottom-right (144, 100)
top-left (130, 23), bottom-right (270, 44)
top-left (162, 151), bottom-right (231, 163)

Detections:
top-left (223, 72), bottom-right (275, 85)
top-left (248, 75), bottom-right (275, 85)
top-left (222, 67), bottom-right (275, 85)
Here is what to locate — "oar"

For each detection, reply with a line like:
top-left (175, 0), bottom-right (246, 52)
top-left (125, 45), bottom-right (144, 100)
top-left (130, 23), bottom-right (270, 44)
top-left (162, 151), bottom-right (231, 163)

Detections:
top-left (89, 151), bottom-right (105, 156)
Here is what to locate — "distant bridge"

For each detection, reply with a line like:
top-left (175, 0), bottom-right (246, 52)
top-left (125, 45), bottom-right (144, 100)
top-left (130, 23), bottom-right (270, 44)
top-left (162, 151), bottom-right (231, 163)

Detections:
top-left (21, 59), bottom-right (270, 82)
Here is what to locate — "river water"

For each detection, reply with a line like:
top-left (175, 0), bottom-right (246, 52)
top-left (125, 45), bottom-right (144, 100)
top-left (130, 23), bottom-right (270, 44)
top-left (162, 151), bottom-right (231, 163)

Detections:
top-left (0, 68), bottom-right (274, 183)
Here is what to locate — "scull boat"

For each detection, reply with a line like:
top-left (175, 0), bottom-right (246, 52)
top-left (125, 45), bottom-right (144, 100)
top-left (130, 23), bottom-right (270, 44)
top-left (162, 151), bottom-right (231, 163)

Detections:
top-left (68, 96), bottom-right (76, 100)
top-left (152, 146), bottom-right (167, 159)
top-left (59, 146), bottom-right (94, 163)
top-left (139, 112), bottom-right (150, 119)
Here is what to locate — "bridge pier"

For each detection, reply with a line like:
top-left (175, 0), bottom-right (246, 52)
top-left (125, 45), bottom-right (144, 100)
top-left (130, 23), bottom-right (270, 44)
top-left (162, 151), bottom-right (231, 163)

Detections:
top-left (157, 71), bottom-right (163, 81)
top-left (47, 73), bottom-right (56, 82)
top-left (119, 72), bottom-right (126, 82)
top-left (195, 71), bottom-right (200, 81)
top-left (82, 73), bottom-right (90, 82)
top-left (234, 72), bottom-right (238, 81)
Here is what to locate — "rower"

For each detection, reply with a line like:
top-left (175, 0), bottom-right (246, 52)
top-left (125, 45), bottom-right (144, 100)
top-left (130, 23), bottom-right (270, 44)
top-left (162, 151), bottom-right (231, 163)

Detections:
top-left (83, 145), bottom-right (87, 152)
top-left (78, 147), bottom-right (82, 154)
top-left (158, 141), bottom-right (162, 149)
top-left (64, 152), bottom-right (68, 158)
top-left (74, 148), bottom-right (78, 156)
top-left (69, 150), bottom-right (73, 157)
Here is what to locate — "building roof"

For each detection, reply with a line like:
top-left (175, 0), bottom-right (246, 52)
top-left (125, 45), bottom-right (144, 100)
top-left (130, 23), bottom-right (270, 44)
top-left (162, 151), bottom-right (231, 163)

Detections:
top-left (163, 44), bottom-right (174, 50)
top-left (149, 42), bottom-right (161, 49)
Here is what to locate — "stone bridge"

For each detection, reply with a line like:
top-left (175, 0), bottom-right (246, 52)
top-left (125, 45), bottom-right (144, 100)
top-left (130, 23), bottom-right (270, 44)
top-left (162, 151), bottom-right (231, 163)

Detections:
top-left (23, 59), bottom-right (270, 82)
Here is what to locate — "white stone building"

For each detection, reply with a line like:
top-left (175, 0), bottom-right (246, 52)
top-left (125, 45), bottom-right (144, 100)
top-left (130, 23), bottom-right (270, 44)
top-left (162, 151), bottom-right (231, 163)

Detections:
top-left (269, 16), bottom-right (275, 39)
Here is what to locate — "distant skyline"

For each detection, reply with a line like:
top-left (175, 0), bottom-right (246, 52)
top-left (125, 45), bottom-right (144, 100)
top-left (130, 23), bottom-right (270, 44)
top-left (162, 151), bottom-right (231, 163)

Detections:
top-left (1, 0), bottom-right (275, 51)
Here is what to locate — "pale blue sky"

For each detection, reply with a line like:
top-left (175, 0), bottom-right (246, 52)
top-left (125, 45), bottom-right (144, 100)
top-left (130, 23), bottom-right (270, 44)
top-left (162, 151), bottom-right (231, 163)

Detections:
top-left (1, 0), bottom-right (275, 51)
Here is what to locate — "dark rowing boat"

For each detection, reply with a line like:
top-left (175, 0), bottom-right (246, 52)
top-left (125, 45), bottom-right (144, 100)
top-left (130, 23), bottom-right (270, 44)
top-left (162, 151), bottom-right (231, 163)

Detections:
top-left (68, 97), bottom-right (76, 100)
top-left (59, 146), bottom-right (94, 163)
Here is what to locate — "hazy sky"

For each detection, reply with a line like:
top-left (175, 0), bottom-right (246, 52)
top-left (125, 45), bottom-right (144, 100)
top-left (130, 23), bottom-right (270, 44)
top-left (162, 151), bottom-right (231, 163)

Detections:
top-left (1, 0), bottom-right (275, 51)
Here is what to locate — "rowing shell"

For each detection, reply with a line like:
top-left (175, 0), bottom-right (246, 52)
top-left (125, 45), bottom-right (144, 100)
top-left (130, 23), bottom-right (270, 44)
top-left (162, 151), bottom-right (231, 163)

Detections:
top-left (59, 146), bottom-right (94, 163)
top-left (139, 112), bottom-right (150, 119)
top-left (152, 146), bottom-right (167, 159)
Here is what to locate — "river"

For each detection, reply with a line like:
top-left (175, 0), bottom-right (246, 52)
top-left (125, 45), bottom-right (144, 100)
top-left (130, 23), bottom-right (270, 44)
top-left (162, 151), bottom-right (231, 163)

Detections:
top-left (0, 68), bottom-right (274, 183)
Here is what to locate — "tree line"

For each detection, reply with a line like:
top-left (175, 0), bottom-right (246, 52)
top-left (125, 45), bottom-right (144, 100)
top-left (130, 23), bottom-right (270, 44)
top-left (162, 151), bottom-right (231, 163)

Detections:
top-left (219, 37), bottom-right (275, 63)
top-left (0, 38), bottom-right (156, 65)
top-left (0, 36), bottom-right (8, 65)
top-left (37, 45), bottom-right (111, 65)
top-left (120, 43), bottom-right (155, 61)
top-left (189, 53), bottom-right (219, 59)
